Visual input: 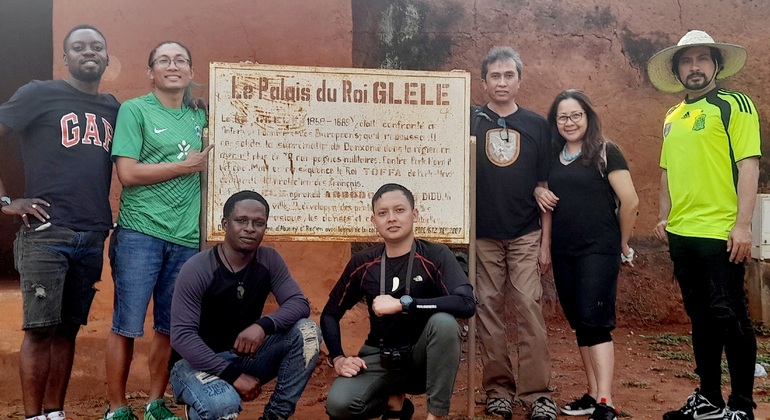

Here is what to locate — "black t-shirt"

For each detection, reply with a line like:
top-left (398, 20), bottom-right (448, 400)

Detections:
top-left (473, 105), bottom-right (551, 239)
top-left (0, 80), bottom-right (120, 231)
top-left (321, 239), bottom-right (475, 356)
top-left (549, 142), bottom-right (628, 255)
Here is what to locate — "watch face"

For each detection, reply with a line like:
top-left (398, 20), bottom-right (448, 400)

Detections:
top-left (0, 196), bottom-right (10, 206)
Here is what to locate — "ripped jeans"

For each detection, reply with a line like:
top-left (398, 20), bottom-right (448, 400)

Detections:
top-left (14, 223), bottom-right (107, 329)
top-left (170, 319), bottom-right (321, 420)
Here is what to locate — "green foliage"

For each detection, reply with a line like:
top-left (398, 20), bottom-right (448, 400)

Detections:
top-left (645, 333), bottom-right (691, 346)
top-left (675, 371), bottom-right (699, 381)
top-left (659, 351), bottom-right (693, 361)
top-left (621, 380), bottom-right (650, 388)
top-left (752, 321), bottom-right (770, 336)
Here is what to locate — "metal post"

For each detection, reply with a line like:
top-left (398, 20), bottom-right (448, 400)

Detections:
top-left (467, 136), bottom-right (477, 418)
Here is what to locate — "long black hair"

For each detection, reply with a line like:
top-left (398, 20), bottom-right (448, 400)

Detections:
top-left (546, 89), bottom-right (605, 169)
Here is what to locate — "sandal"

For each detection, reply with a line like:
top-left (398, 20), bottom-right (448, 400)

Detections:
top-left (382, 397), bottom-right (414, 420)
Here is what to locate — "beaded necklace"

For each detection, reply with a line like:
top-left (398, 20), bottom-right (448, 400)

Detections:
top-left (561, 144), bottom-right (582, 162)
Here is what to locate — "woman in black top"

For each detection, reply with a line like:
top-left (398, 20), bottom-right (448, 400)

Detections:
top-left (536, 89), bottom-right (639, 420)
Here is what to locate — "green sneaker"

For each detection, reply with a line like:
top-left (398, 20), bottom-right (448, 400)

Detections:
top-left (144, 399), bottom-right (183, 420)
top-left (104, 406), bottom-right (138, 420)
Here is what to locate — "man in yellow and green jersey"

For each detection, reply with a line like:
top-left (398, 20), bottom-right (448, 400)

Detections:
top-left (648, 30), bottom-right (760, 420)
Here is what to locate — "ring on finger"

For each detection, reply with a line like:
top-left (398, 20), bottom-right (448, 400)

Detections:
top-left (31, 203), bottom-right (37, 209)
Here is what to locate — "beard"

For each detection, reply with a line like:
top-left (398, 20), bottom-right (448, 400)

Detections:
top-left (683, 72), bottom-right (710, 91)
top-left (70, 66), bottom-right (106, 83)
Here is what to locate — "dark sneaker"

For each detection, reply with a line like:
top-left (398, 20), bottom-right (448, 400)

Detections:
top-left (144, 399), bottom-right (183, 420)
top-left (258, 412), bottom-right (287, 420)
top-left (104, 406), bottom-right (138, 420)
top-left (562, 394), bottom-right (597, 416)
top-left (486, 397), bottom-right (513, 420)
top-left (531, 396), bottom-right (558, 420)
top-left (589, 400), bottom-right (618, 420)
top-left (724, 408), bottom-right (752, 420)
top-left (725, 394), bottom-right (756, 420)
top-left (662, 388), bottom-right (724, 420)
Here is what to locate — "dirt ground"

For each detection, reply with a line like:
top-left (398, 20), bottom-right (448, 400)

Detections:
top-left (0, 245), bottom-right (769, 419)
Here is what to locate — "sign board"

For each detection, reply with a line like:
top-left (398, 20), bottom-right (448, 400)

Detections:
top-left (207, 63), bottom-right (470, 243)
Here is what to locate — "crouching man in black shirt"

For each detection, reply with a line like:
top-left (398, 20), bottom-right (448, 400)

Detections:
top-left (170, 191), bottom-right (322, 420)
top-left (322, 183), bottom-right (476, 420)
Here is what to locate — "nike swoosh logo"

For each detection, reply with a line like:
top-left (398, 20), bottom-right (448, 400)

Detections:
top-left (154, 128), bottom-right (168, 134)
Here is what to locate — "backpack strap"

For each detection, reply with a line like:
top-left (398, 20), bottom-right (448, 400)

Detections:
top-left (470, 105), bottom-right (494, 137)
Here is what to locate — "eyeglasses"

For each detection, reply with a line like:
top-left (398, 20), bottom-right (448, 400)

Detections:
top-left (497, 117), bottom-right (509, 141)
top-left (151, 57), bottom-right (191, 68)
top-left (556, 112), bottom-right (584, 125)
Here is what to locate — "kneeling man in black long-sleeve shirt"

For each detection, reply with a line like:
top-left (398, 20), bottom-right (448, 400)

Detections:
top-left (322, 183), bottom-right (476, 420)
top-left (170, 190), bottom-right (321, 420)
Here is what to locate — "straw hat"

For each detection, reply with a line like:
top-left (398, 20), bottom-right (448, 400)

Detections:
top-left (647, 30), bottom-right (747, 93)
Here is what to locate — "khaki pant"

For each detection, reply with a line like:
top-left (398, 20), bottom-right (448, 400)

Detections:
top-left (475, 231), bottom-right (552, 405)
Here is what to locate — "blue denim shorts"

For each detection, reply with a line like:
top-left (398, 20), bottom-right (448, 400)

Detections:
top-left (109, 226), bottom-right (198, 337)
top-left (14, 223), bottom-right (108, 330)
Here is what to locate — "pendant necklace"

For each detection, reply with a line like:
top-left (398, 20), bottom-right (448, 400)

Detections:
top-left (561, 144), bottom-right (582, 162)
top-left (220, 245), bottom-right (254, 299)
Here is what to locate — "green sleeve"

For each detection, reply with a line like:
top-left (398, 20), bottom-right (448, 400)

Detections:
top-left (111, 100), bottom-right (145, 160)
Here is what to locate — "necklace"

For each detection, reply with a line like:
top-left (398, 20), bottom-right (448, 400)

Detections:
top-left (561, 144), bottom-right (582, 162)
top-left (219, 245), bottom-right (254, 299)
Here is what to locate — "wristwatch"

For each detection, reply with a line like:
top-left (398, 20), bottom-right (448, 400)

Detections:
top-left (0, 196), bottom-right (10, 207)
top-left (399, 295), bottom-right (413, 314)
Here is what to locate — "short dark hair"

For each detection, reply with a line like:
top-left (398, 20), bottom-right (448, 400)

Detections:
top-left (371, 183), bottom-right (415, 211)
top-left (671, 46), bottom-right (724, 76)
top-left (223, 190), bottom-right (270, 218)
top-left (63, 24), bottom-right (106, 51)
top-left (481, 46), bottom-right (523, 80)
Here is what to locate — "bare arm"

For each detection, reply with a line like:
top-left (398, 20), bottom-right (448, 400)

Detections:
top-left (608, 169), bottom-right (639, 263)
top-left (0, 123), bottom-right (12, 197)
top-left (115, 144), bottom-right (213, 187)
top-left (0, 123), bottom-right (50, 225)
top-left (534, 183), bottom-right (559, 213)
top-left (653, 170), bottom-right (671, 244)
top-left (728, 157), bottom-right (759, 263)
top-left (0, 173), bottom-right (7, 198)
top-left (538, 181), bottom-right (552, 274)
